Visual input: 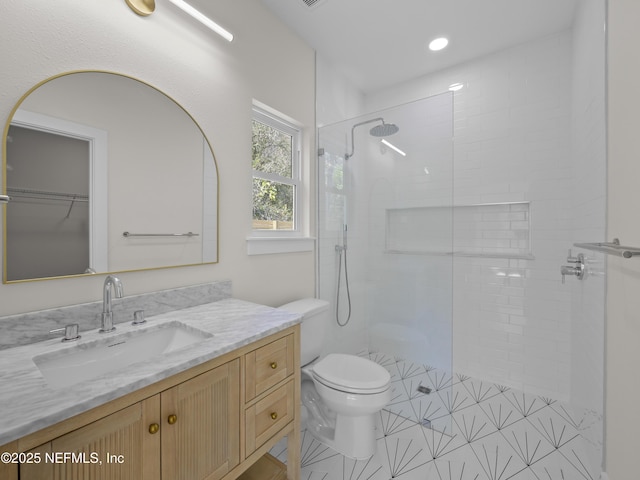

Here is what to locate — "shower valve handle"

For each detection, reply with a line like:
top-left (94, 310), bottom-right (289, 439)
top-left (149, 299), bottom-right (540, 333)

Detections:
top-left (560, 252), bottom-right (585, 283)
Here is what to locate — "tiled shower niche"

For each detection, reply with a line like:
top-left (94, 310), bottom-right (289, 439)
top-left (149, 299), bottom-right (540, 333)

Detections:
top-left (386, 202), bottom-right (532, 259)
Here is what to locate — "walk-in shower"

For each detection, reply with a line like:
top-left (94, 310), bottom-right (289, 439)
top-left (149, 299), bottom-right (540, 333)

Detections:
top-left (313, 0), bottom-right (605, 476)
top-left (316, 10), bottom-right (605, 475)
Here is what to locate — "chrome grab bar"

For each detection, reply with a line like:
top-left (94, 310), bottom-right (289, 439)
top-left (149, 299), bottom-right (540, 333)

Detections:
top-left (573, 238), bottom-right (640, 259)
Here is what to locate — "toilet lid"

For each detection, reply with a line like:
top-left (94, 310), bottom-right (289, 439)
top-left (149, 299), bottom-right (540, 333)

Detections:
top-left (312, 354), bottom-right (391, 394)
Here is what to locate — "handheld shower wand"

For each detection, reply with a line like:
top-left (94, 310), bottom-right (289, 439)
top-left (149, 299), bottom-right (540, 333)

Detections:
top-left (342, 224), bottom-right (347, 251)
top-left (335, 224), bottom-right (351, 326)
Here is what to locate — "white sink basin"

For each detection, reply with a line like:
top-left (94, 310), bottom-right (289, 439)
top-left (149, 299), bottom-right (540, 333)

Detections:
top-left (33, 321), bottom-right (212, 389)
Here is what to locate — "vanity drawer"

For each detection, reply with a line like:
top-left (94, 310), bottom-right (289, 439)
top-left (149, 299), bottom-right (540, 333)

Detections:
top-left (245, 334), bottom-right (294, 401)
top-left (245, 380), bottom-right (294, 454)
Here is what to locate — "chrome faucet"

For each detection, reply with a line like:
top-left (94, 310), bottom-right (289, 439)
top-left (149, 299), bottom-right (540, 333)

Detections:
top-left (100, 275), bottom-right (124, 333)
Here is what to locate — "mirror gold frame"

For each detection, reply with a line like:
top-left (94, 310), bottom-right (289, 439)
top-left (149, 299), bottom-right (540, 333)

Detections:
top-left (2, 70), bottom-right (219, 283)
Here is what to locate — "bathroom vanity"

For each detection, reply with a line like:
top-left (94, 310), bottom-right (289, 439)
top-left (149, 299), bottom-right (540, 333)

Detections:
top-left (0, 298), bottom-right (301, 480)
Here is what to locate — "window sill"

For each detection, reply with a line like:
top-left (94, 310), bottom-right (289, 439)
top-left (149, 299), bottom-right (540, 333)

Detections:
top-left (246, 236), bottom-right (315, 255)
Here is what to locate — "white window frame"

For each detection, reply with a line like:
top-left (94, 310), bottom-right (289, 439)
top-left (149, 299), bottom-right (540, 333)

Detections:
top-left (247, 103), bottom-right (314, 255)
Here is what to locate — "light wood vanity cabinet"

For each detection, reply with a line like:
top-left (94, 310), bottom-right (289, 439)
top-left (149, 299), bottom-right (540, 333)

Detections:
top-left (10, 325), bottom-right (300, 480)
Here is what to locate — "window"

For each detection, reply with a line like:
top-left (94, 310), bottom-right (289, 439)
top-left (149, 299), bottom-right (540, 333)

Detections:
top-left (251, 107), bottom-right (301, 233)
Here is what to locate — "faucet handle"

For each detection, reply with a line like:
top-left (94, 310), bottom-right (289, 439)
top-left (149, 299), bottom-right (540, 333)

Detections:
top-left (50, 324), bottom-right (81, 342)
top-left (132, 310), bottom-right (146, 325)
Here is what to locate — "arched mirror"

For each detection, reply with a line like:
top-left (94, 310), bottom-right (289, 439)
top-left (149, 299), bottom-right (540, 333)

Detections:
top-left (2, 71), bottom-right (218, 283)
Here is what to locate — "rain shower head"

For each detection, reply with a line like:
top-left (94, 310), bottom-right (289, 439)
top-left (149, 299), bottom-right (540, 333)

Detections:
top-left (345, 117), bottom-right (399, 160)
top-left (369, 122), bottom-right (399, 137)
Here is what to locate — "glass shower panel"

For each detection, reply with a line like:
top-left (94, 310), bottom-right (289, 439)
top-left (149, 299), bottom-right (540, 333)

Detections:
top-left (318, 93), bottom-right (454, 432)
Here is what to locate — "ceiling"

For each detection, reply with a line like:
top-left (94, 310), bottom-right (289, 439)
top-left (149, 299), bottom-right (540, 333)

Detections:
top-left (259, 0), bottom-right (580, 94)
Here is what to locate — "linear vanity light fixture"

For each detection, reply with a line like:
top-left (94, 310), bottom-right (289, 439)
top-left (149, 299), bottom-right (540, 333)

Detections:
top-left (167, 0), bottom-right (234, 42)
top-left (381, 139), bottom-right (407, 157)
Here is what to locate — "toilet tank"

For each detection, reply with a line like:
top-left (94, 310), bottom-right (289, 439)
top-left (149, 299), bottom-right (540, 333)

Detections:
top-left (279, 298), bottom-right (329, 366)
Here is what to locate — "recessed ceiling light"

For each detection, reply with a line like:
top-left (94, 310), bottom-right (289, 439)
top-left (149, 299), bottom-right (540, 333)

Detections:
top-left (429, 37), bottom-right (449, 51)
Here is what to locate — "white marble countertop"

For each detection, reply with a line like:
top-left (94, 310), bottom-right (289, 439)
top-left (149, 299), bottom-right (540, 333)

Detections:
top-left (0, 298), bottom-right (301, 446)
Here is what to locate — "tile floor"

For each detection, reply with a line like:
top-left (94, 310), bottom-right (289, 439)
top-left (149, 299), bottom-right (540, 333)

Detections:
top-left (271, 351), bottom-right (603, 480)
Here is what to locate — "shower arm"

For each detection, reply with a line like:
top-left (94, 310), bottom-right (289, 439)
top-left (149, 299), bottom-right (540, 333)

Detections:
top-left (344, 117), bottom-right (384, 160)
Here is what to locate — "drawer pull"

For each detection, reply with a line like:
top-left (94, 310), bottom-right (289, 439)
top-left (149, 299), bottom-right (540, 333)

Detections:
top-left (168, 414), bottom-right (178, 425)
top-left (270, 412), bottom-right (278, 420)
top-left (149, 423), bottom-right (159, 434)
top-left (270, 362), bottom-right (278, 369)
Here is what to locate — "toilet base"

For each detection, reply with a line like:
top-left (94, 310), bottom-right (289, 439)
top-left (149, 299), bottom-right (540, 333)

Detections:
top-left (333, 412), bottom-right (378, 459)
top-left (305, 411), bottom-right (379, 460)
top-left (301, 382), bottom-right (379, 460)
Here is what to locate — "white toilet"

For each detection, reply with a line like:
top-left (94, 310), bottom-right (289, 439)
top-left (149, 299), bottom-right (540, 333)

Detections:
top-left (279, 298), bottom-right (391, 460)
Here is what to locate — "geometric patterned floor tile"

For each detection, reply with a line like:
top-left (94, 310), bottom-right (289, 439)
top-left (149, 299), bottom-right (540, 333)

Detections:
top-left (272, 351), bottom-right (603, 480)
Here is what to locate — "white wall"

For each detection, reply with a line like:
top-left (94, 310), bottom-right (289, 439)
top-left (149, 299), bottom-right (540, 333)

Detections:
top-left (606, 1), bottom-right (640, 478)
top-left (316, 55), bottom-right (366, 127)
top-left (0, 0), bottom-right (316, 315)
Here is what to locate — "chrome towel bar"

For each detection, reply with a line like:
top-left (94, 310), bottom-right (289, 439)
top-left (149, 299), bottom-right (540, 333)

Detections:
top-left (574, 238), bottom-right (640, 258)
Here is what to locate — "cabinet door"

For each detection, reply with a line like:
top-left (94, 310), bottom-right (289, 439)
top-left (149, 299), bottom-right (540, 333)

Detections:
top-left (20, 396), bottom-right (160, 480)
top-left (161, 359), bottom-right (240, 480)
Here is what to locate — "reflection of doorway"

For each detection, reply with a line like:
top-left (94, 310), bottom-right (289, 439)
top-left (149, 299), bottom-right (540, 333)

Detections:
top-left (5, 110), bottom-right (107, 281)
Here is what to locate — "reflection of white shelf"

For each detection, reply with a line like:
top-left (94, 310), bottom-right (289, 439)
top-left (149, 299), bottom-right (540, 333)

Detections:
top-left (386, 201), bottom-right (532, 259)
top-left (384, 249), bottom-right (535, 259)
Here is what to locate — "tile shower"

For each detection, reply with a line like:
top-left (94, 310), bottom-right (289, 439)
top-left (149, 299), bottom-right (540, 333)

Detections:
top-left (314, 1), bottom-right (606, 478)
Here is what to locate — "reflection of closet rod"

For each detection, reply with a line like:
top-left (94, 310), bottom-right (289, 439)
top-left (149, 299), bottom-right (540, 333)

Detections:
top-left (6, 187), bottom-right (89, 202)
top-left (123, 231), bottom-right (200, 238)
top-left (6, 187), bottom-right (88, 218)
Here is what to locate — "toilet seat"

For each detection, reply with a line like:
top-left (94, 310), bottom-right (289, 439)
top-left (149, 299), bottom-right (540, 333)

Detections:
top-left (312, 353), bottom-right (390, 394)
